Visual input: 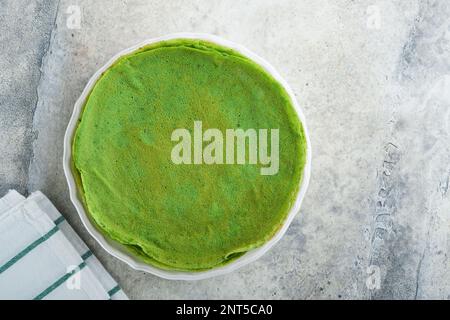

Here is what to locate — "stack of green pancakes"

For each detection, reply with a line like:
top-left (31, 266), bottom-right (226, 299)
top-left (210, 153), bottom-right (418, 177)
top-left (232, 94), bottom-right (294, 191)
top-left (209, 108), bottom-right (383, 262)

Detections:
top-left (73, 39), bottom-right (307, 271)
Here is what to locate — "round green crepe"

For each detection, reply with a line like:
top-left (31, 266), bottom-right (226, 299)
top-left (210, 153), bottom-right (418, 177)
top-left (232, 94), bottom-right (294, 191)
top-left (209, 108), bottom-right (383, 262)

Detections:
top-left (73, 39), bottom-right (307, 271)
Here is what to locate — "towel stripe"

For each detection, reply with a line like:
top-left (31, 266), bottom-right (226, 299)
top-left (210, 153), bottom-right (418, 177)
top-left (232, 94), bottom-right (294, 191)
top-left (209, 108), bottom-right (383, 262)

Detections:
top-left (54, 216), bottom-right (65, 226)
top-left (0, 226), bottom-right (59, 275)
top-left (0, 216), bottom-right (64, 274)
top-left (81, 250), bottom-right (93, 260)
top-left (108, 285), bottom-right (121, 297)
top-left (33, 260), bottom-right (87, 300)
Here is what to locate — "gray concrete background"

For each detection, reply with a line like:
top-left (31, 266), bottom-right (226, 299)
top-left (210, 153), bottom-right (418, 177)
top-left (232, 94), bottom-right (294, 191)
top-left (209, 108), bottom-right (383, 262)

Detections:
top-left (1, 0), bottom-right (449, 299)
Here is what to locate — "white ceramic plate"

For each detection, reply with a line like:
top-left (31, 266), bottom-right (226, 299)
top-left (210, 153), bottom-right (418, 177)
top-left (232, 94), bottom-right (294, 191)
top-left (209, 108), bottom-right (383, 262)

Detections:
top-left (63, 33), bottom-right (311, 280)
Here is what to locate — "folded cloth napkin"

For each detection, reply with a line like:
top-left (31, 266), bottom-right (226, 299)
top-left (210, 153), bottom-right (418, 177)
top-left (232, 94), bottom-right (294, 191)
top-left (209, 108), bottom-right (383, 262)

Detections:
top-left (0, 190), bottom-right (127, 300)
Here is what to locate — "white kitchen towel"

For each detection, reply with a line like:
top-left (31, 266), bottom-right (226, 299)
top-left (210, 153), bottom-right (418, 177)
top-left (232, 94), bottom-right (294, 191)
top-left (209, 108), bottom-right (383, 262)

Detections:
top-left (0, 190), bottom-right (127, 300)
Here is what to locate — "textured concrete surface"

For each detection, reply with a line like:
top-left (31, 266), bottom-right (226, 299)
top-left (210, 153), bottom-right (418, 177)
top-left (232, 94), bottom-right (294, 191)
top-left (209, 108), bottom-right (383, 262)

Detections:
top-left (0, 0), bottom-right (59, 195)
top-left (1, 0), bottom-right (449, 299)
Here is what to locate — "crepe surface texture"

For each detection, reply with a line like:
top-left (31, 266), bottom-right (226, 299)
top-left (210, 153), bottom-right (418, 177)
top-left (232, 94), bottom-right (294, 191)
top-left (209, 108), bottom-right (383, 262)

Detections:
top-left (73, 39), bottom-right (307, 271)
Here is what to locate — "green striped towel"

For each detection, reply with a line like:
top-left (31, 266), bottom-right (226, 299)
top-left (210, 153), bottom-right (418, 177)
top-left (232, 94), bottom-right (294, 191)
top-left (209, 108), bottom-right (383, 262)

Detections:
top-left (0, 190), bottom-right (127, 300)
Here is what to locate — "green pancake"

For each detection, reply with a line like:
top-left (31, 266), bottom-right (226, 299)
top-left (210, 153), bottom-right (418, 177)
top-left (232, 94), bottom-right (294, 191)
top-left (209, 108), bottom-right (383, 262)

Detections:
top-left (73, 39), bottom-right (307, 271)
